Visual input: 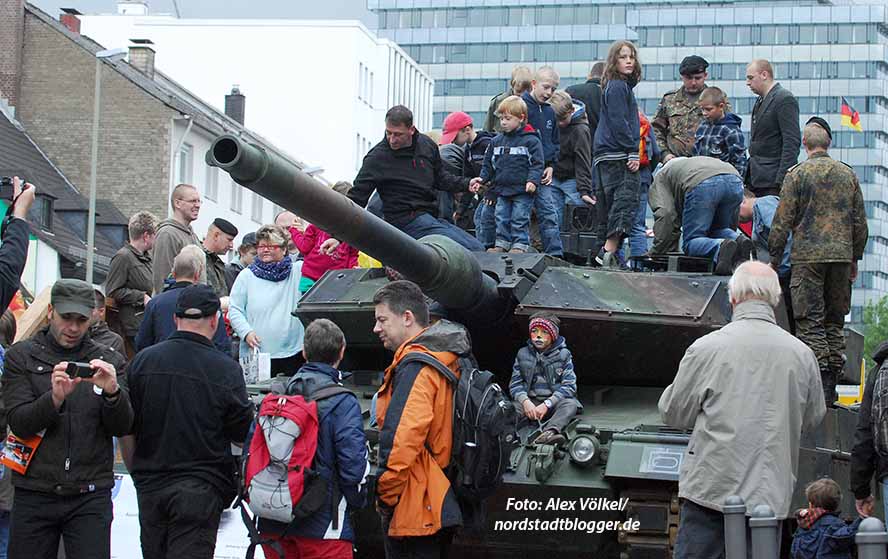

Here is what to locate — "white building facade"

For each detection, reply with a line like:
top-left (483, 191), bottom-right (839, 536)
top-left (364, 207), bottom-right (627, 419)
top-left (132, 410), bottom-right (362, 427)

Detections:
top-left (79, 10), bottom-right (433, 184)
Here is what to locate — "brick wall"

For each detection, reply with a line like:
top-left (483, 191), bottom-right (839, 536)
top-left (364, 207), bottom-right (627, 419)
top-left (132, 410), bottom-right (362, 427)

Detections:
top-left (0, 0), bottom-right (24, 107)
top-left (14, 10), bottom-right (174, 220)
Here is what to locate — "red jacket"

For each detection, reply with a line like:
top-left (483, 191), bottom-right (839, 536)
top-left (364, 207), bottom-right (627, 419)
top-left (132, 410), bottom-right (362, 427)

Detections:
top-left (289, 225), bottom-right (359, 281)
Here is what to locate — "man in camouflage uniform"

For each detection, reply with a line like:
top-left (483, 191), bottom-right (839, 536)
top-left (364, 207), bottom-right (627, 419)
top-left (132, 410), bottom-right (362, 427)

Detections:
top-left (769, 118), bottom-right (868, 406)
top-left (652, 55), bottom-right (709, 162)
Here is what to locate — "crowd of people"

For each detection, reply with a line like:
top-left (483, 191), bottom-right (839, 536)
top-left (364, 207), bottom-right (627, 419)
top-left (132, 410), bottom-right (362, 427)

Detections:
top-left (0, 36), bottom-right (876, 559)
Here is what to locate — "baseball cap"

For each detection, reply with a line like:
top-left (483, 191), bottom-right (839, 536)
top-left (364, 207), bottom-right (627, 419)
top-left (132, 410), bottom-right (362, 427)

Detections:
top-left (241, 232), bottom-right (257, 247)
top-left (51, 279), bottom-right (96, 318)
top-left (175, 283), bottom-right (221, 319)
top-left (679, 55), bottom-right (709, 76)
top-left (440, 112), bottom-right (474, 145)
top-left (806, 116), bottom-right (832, 141)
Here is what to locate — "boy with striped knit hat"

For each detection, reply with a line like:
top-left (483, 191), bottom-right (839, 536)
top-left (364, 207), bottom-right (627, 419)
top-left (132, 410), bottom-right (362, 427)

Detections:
top-left (509, 312), bottom-right (579, 445)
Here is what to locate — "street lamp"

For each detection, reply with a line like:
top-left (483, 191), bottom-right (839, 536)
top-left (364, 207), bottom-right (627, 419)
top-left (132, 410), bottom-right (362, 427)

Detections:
top-left (86, 47), bottom-right (127, 284)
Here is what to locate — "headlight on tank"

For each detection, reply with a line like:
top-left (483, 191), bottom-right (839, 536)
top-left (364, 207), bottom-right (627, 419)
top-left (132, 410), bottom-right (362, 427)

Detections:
top-left (568, 434), bottom-right (600, 467)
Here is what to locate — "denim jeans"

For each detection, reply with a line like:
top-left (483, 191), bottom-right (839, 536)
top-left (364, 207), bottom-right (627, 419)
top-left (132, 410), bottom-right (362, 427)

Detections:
top-left (400, 212), bottom-right (484, 252)
top-left (533, 185), bottom-right (564, 256)
top-left (495, 193), bottom-right (534, 251)
top-left (549, 177), bottom-right (583, 233)
top-left (682, 174), bottom-right (743, 262)
top-left (595, 159), bottom-right (641, 242)
top-left (0, 509), bottom-right (8, 559)
top-left (629, 175), bottom-right (651, 264)
top-left (473, 200), bottom-right (496, 249)
top-left (883, 481), bottom-right (888, 524)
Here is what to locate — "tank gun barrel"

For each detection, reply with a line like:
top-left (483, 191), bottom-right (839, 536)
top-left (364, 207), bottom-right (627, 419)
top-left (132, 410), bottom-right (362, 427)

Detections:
top-left (206, 134), bottom-right (501, 312)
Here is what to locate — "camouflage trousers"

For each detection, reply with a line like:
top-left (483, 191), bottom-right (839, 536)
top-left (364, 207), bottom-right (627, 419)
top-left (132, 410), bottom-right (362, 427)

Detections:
top-left (791, 262), bottom-right (852, 402)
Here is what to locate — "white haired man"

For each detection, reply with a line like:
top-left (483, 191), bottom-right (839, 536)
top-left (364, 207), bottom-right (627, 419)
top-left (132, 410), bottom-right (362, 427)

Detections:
top-left (659, 261), bottom-right (826, 558)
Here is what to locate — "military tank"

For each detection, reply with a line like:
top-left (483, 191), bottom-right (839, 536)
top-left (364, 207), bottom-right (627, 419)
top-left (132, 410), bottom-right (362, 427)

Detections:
top-left (206, 135), bottom-right (866, 559)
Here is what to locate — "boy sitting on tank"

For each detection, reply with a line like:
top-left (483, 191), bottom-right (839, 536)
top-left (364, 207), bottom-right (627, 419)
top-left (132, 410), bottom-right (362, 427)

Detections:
top-left (509, 312), bottom-right (579, 445)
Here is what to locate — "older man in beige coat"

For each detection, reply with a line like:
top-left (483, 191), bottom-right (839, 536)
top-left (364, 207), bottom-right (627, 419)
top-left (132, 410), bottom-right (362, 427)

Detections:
top-left (659, 261), bottom-right (826, 558)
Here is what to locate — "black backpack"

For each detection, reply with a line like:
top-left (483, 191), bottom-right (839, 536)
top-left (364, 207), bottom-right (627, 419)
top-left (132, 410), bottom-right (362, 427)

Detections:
top-left (399, 352), bottom-right (518, 502)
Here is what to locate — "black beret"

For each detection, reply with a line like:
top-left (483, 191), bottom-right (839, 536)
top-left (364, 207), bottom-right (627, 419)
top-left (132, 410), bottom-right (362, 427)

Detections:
top-left (806, 116), bottom-right (832, 141)
top-left (212, 218), bottom-right (238, 237)
top-left (679, 55), bottom-right (709, 76)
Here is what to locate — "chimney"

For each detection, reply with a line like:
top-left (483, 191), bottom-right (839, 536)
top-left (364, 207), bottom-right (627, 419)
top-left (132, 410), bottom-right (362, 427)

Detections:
top-left (128, 39), bottom-right (155, 78)
top-left (0, 0), bottom-right (24, 108)
top-left (117, 1), bottom-right (149, 16)
top-left (224, 85), bottom-right (245, 125)
top-left (60, 8), bottom-right (82, 35)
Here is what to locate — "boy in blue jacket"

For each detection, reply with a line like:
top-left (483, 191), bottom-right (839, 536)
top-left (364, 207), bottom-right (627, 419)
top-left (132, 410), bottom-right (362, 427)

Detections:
top-left (791, 478), bottom-right (862, 559)
top-left (520, 66), bottom-right (564, 256)
top-left (509, 312), bottom-right (579, 445)
top-left (694, 86), bottom-right (748, 176)
top-left (259, 319), bottom-right (369, 559)
top-left (471, 95), bottom-right (545, 253)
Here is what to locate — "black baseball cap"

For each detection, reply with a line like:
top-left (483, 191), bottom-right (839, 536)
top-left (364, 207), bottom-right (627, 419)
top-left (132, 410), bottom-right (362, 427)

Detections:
top-left (213, 218), bottom-right (238, 237)
top-left (241, 232), bottom-right (257, 247)
top-left (175, 283), bottom-right (221, 319)
top-left (51, 279), bottom-right (96, 318)
top-left (680, 55), bottom-right (709, 76)
top-left (806, 116), bottom-right (832, 141)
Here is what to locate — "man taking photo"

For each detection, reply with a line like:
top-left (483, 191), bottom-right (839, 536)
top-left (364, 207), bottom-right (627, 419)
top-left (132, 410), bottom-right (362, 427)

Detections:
top-left (2, 278), bottom-right (132, 559)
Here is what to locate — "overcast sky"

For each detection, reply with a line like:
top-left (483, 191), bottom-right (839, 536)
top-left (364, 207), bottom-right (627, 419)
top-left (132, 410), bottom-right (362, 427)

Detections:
top-left (31, 0), bottom-right (376, 26)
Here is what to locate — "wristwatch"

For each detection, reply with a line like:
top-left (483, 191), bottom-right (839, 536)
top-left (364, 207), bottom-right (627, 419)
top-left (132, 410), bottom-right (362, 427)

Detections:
top-left (102, 387), bottom-right (121, 400)
top-left (544, 399), bottom-right (553, 409)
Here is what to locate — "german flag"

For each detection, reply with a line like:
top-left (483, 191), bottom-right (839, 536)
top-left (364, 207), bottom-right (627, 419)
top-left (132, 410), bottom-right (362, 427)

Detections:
top-left (841, 97), bottom-right (862, 131)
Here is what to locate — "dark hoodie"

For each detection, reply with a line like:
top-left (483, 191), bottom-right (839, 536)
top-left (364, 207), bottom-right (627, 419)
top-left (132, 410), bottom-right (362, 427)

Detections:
top-left (348, 130), bottom-right (469, 227)
top-left (553, 100), bottom-right (593, 196)
top-left (593, 78), bottom-right (640, 165)
top-left (479, 124), bottom-right (545, 198)
top-left (693, 112), bottom-right (748, 177)
top-left (851, 341), bottom-right (888, 498)
top-left (522, 91), bottom-right (560, 167)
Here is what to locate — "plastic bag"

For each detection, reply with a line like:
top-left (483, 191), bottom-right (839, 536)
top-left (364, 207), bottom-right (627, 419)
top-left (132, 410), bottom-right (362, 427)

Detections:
top-left (240, 347), bottom-right (271, 384)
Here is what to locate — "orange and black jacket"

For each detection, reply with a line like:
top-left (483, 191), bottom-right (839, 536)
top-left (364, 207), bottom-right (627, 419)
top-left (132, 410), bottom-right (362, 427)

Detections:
top-left (375, 320), bottom-right (472, 537)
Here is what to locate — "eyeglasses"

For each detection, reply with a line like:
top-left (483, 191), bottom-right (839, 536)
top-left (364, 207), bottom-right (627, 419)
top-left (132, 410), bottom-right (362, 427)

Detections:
top-left (178, 197), bottom-right (201, 205)
top-left (256, 244), bottom-right (284, 251)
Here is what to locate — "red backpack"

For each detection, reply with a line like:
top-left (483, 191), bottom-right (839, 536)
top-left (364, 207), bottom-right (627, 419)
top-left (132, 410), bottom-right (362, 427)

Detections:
top-left (239, 385), bottom-right (351, 558)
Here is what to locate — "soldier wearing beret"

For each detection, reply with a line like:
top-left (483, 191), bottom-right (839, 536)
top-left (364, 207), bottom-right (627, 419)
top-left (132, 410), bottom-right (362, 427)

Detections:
top-left (653, 55), bottom-right (710, 162)
top-left (202, 218), bottom-right (238, 297)
top-left (769, 119), bottom-right (868, 406)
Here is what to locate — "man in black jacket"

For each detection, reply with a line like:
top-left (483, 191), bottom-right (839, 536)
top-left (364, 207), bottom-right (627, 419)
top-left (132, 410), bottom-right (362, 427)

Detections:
top-left (565, 61), bottom-right (604, 147)
top-left (0, 177), bottom-right (36, 313)
top-left (439, 111), bottom-right (495, 239)
top-left (851, 341), bottom-right (888, 520)
top-left (348, 105), bottom-right (484, 252)
top-left (122, 283), bottom-right (253, 559)
top-left (2, 278), bottom-right (132, 559)
top-left (745, 59), bottom-right (801, 196)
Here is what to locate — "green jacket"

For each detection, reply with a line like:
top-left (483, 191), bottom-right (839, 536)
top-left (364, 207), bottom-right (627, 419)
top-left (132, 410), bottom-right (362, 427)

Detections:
top-left (769, 152), bottom-right (868, 264)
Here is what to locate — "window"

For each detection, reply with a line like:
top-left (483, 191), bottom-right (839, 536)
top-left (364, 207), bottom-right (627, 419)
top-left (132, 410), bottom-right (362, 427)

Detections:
top-left (251, 192), bottom-right (263, 223)
top-left (355, 133), bottom-right (361, 170)
top-left (177, 144), bottom-right (193, 184)
top-left (28, 195), bottom-right (52, 231)
top-left (368, 71), bottom-right (374, 107)
top-left (205, 166), bottom-right (218, 201)
top-left (357, 63), bottom-right (364, 101)
top-left (230, 180), bottom-right (243, 214)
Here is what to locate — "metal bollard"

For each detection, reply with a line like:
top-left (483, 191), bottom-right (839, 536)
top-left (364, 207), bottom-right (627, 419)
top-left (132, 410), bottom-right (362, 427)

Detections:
top-left (724, 496), bottom-right (748, 559)
top-left (856, 517), bottom-right (888, 559)
top-left (749, 504), bottom-right (779, 559)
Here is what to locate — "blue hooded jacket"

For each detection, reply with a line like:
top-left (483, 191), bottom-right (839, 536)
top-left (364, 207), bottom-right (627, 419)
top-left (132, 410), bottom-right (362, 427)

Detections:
top-left (258, 362), bottom-right (369, 542)
top-left (593, 78), bottom-right (640, 164)
top-left (522, 91), bottom-right (560, 167)
top-left (480, 124), bottom-right (545, 197)
top-left (790, 513), bottom-right (861, 559)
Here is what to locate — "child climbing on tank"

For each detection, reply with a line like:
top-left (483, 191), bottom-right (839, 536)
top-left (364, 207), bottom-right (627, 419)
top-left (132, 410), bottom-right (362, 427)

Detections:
top-left (509, 312), bottom-right (579, 445)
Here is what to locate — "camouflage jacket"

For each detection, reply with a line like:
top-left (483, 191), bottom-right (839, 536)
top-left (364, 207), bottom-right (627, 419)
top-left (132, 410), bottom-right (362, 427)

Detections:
top-left (769, 152), bottom-right (868, 265)
top-left (652, 87), bottom-right (704, 158)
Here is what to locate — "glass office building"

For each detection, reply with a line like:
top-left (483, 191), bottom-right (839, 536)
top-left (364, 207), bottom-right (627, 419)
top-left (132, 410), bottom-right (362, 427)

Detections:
top-left (368, 0), bottom-right (888, 323)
